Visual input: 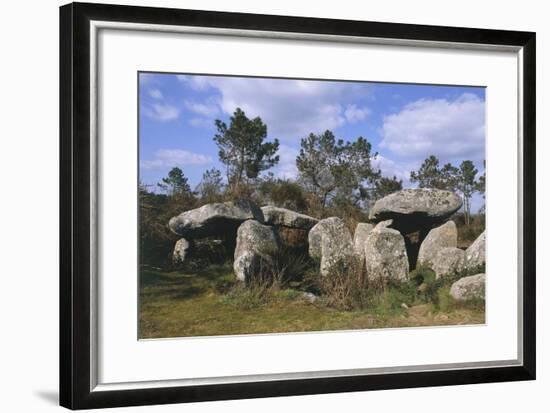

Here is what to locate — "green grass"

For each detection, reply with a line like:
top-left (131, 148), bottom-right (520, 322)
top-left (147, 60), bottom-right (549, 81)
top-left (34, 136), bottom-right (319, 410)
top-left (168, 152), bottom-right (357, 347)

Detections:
top-left (139, 263), bottom-right (485, 339)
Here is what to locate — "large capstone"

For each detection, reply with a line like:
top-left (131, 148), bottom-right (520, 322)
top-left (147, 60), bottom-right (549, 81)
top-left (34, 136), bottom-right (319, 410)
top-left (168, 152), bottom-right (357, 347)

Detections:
top-left (417, 220), bottom-right (458, 267)
top-left (464, 230), bottom-right (485, 270)
top-left (262, 206), bottom-right (318, 248)
top-left (369, 188), bottom-right (462, 224)
top-left (431, 247), bottom-right (465, 279)
top-left (308, 217), bottom-right (354, 276)
top-left (261, 206), bottom-right (318, 229)
top-left (450, 273), bottom-right (486, 301)
top-left (169, 199), bottom-right (264, 240)
top-left (364, 220), bottom-right (409, 284)
top-left (233, 220), bottom-right (279, 283)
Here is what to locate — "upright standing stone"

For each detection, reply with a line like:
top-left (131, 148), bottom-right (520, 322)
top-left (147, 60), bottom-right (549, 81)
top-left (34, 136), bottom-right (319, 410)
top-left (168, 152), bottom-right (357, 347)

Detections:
top-left (308, 219), bottom-right (330, 260)
top-left (308, 217), bottom-right (354, 276)
top-left (464, 230), bottom-right (486, 270)
top-left (417, 220), bottom-right (458, 266)
top-left (431, 247), bottom-right (465, 279)
top-left (364, 220), bottom-right (409, 284)
top-left (353, 223), bottom-right (374, 262)
top-left (172, 238), bottom-right (192, 265)
top-left (233, 220), bottom-right (279, 283)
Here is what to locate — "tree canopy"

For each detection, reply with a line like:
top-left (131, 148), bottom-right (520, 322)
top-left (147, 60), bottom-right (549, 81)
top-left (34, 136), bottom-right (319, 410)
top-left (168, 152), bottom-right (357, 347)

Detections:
top-left (157, 167), bottom-right (192, 197)
top-left (296, 130), bottom-right (380, 212)
top-left (196, 168), bottom-right (224, 203)
top-left (214, 108), bottom-right (279, 196)
top-left (410, 155), bottom-right (483, 224)
top-left (373, 175), bottom-right (403, 199)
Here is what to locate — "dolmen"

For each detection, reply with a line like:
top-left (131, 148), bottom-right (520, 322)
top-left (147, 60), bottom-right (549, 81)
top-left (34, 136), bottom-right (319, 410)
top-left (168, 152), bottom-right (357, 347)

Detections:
top-left (168, 190), bottom-right (486, 296)
top-left (168, 201), bottom-right (319, 282)
top-left (368, 188), bottom-right (462, 270)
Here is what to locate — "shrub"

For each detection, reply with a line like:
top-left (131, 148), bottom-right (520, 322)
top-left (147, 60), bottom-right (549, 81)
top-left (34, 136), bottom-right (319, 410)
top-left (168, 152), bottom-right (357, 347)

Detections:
top-left (365, 286), bottom-right (414, 315)
top-left (255, 245), bottom-right (314, 286)
top-left (139, 188), bottom-right (184, 268)
top-left (222, 245), bottom-right (313, 309)
top-left (257, 178), bottom-right (308, 212)
top-left (315, 256), bottom-right (369, 310)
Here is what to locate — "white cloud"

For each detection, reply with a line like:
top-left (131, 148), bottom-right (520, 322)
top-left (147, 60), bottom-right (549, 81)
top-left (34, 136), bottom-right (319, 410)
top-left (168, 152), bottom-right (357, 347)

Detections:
top-left (148, 88), bottom-right (163, 100)
top-left (344, 104), bottom-right (370, 123)
top-left (143, 103), bottom-right (180, 121)
top-left (140, 149), bottom-right (213, 170)
top-left (380, 93), bottom-right (485, 162)
top-left (271, 145), bottom-right (299, 180)
top-left (178, 76), bottom-right (371, 141)
top-left (371, 154), bottom-right (414, 186)
top-left (188, 117), bottom-right (214, 128)
top-left (184, 100), bottom-right (220, 117)
top-left (178, 75), bottom-right (211, 91)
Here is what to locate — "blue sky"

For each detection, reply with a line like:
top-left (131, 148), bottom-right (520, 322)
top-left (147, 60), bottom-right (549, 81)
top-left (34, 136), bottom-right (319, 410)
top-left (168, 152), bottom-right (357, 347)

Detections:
top-left (139, 72), bottom-right (485, 211)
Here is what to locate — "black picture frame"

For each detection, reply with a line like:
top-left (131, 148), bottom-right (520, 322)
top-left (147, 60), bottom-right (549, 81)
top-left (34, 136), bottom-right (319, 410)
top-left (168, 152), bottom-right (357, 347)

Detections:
top-left (60, 2), bottom-right (536, 410)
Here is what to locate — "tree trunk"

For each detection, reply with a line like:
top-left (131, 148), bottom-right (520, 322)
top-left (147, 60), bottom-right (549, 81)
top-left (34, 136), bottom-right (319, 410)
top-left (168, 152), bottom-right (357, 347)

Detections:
top-left (464, 197), bottom-right (470, 225)
top-left (321, 191), bottom-right (328, 211)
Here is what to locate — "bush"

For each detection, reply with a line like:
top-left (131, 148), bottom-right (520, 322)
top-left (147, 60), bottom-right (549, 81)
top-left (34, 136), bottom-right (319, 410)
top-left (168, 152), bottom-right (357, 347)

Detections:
top-left (314, 256), bottom-right (369, 310)
top-left (221, 245), bottom-right (313, 309)
top-left (139, 188), bottom-right (185, 268)
top-left (256, 245), bottom-right (314, 286)
top-left (257, 178), bottom-right (308, 212)
top-left (365, 286), bottom-right (414, 315)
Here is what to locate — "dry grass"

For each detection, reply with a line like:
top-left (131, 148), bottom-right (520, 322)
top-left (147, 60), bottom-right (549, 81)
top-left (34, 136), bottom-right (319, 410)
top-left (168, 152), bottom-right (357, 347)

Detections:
top-left (456, 214), bottom-right (485, 249)
top-left (313, 256), bottom-right (369, 310)
top-left (139, 263), bottom-right (485, 339)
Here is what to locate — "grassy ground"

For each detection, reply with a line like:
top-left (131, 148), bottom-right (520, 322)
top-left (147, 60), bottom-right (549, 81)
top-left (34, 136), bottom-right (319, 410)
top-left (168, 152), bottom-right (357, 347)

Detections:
top-left (139, 263), bottom-right (485, 339)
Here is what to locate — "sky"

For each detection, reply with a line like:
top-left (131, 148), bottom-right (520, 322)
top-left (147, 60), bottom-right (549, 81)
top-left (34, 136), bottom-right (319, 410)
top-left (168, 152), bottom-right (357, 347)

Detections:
top-left (139, 72), bottom-right (486, 211)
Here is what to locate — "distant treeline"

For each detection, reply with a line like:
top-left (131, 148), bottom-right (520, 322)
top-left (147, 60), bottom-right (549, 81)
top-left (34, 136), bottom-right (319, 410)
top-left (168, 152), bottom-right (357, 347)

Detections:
top-left (140, 107), bottom-right (485, 266)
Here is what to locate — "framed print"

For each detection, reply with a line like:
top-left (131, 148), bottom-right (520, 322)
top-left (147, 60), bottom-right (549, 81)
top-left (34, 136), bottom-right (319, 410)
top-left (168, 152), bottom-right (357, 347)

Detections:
top-left (59, 2), bottom-right (536, 410)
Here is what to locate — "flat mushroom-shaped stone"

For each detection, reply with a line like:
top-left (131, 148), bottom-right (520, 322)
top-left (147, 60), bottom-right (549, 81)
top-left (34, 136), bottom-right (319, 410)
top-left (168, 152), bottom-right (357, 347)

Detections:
top-left (369, 188), bottom-right (462, 227)
top-left (261, 206), bottom-right (318, 230)
top-left (169, 199), bottom-right (264, 239)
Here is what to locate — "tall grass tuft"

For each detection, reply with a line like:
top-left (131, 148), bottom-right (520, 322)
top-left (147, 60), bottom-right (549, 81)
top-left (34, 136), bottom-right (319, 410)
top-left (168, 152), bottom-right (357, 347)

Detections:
top-left (313, 256), bottom-right (369, 310)
top-left (222, 245), bottom-right (313, 309)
